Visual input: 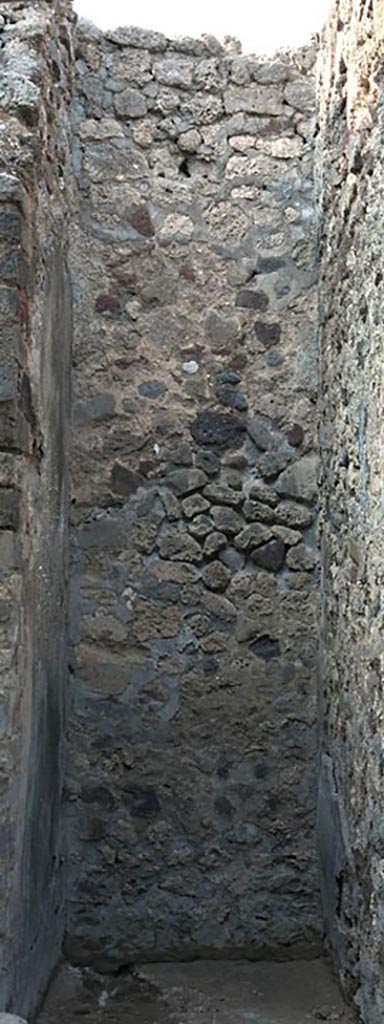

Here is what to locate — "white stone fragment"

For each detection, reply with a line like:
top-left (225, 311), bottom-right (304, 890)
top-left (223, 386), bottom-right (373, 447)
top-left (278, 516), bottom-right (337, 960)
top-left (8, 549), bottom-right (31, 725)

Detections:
top-left (0, 1016), bottom-right (28, 1024)
top-left (285, 206), bottom-right (301, 222)
top-left (159, 214), bottom-right (194, 243)
top-left (284, 79), bottom-right (315, 113)
top-left (126, 300), bottom-right (141, 320)
top-left (229, 135), bottom-right (256, 151)
top-left (153, 58), bottom-right (194, 89)
top-left (182, 361), bottom-right (199, 374)
top-left (178, 129), bottom-right (201, 152)
top-left (78, 118), bottom-right (125, 141)
top-left (132, 119), bottom-right (155, 147)
top-left (224, 84), bottom-right (284, 116)
top-left (256, 136), bottom-right (304, 159)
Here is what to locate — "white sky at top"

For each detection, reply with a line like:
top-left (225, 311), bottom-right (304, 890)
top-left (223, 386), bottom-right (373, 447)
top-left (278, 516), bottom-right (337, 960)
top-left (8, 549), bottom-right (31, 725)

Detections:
top-left (73, 0), bottom-right (333, 54)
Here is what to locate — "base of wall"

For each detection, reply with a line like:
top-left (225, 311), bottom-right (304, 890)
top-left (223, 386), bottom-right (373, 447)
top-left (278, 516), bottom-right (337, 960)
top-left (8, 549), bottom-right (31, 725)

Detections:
top-left (36, 958), bottom-right (350, 1024)
top-left (63, 937), bottom-right (324, 974)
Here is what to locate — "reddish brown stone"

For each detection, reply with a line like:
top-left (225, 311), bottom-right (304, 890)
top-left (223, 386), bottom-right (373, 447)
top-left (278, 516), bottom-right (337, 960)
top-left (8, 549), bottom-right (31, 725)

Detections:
top-left (95, 294), bottom-right (122, 316)
top-left (179, 264), bottom-right (196, 282)
top-left (129, 205), bottom-right (155, 238)
top-left (287, 423), bottom-right (304, 448)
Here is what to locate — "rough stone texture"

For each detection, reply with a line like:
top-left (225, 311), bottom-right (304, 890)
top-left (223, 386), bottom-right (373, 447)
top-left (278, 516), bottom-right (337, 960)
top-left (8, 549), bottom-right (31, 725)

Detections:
top-left (66, 22), bottom-right (321, 969)
top-left (0, 1017), bottom-right (28, 1024)
top-left (0, 1), bottom-right (73, 1014)
top-left (317, 2), bottom-right (384, 1021)
top-left (6, 1), bottom-right (383, 1018)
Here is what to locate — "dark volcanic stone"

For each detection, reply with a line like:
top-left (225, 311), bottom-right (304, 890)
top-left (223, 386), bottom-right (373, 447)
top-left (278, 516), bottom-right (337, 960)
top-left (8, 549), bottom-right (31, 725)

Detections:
top-left (73, 393), bottom-right (115, 425)
top-left (251, 539), bottom-right (286, 572)
top-left (188, 514), bottom-right (213, 538)
top-left (0, 251), bottom-right (19, 282)
top-left (214, 796), bottom-right (233, 817)
top-left (195, 450), bottom-right (221, 476)
top-left (111, 463), bottom-right (144, 496)
top-left (182, 493), bottom-right (210, 518)
top-left (216, 370), bottom-right (242, 385)
top-left (257, 450), bottom-right (292, 479)
top-left (139, 380), bottom-right (168, 399)
top-left (236, 290), bottom-right (269, 310)
top-left (215, 385), bottom-right (248, 412)
top-left (256, 256), bottom-right (286, 273)
top-left (219, 546), bottom-right (244, 572)
top-left (266, 349), bottom-right (284, 366)
top-left (81, 785), bottom-right (115, 808)
top-left (211, 506), bottom-right (243, 537)
top-left (141, 571), bottom-right (180, 604)
top-left (251, 636), bottom-right (281, 660)
top-left (158, 527), bottom-right (203, 563)
top-left (248, 414), bottom-right (280, 451)
top-left (234, 523), bottom-right (272, 551)
top-left (0, 210), bottom-right (21, 242)
top-left (231, 353), bottom-right (248, 371)
top-left (0, 487), bottom-right (19, 529)
top-left (167, 467), bottom-right (207, 496)
top-left (202, 560), bottom-right (231, 592)
top-left (203, 531), bottom-right (227, 557)
top-left (242, 499), bottom-right (275, 524)
top-left (286, 423), bottom-right (304, 448)
top-left (275, 500), bottom-right (314, 528)
top-left (204, 483), bottom-right (242, 508)
top-left (190, 411), bottom-right (246, 449)
top-left (123, 786), bottom-right (161, 818)
top-left (203, 656), bottom-right (219, 674)
top-left (254, 321), bottom-right (281, 347)
top-left (0, 366), bottom-right (17, 401)
top-left (169, 442), bottom-right (193, 465)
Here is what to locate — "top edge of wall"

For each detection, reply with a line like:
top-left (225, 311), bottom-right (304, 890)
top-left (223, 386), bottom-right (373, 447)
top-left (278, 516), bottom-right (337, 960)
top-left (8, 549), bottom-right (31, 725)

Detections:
top-left (74, 14), bottom-right (320, 63)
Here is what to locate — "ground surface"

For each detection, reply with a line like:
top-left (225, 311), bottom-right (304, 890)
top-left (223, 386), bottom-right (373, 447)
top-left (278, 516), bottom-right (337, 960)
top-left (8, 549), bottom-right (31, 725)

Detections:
top-left (37, 959), bottom-right (356, 1024)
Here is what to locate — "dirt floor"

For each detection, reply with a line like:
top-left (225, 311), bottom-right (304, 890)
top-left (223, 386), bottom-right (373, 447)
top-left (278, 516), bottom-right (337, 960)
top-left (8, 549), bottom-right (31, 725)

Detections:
top-left (37, 959), bottom-right (356, 1024)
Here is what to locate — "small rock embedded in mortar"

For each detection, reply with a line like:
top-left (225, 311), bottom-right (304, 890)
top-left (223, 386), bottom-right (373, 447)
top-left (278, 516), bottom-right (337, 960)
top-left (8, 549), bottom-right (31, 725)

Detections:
top-left (182, 360), bottom-right (199, 374)
top-left (216, 370), bottom-right (242, 385)
top-left (216, 384), bottom-right (248, 412)
top-left (139, 380), bottom-right (168, 399)
top-left (203, 531), bottom-right (227, 556)
top-left (188, 514), bottom-right (213, 538)
top-left (190, 411), bottom-right (246, 449)
top-left (202, 560), bottom-right (231, 591)
top-left (266, 349), bottom-right (284, 366)
top-left (252, 539), bottom-right (286, 572)
top-left (196, 450), bottom-right (221, 476)
top-left (255, 321), bottom-right (281, 346)
top-left (236, 290), bottom-right (269, 310)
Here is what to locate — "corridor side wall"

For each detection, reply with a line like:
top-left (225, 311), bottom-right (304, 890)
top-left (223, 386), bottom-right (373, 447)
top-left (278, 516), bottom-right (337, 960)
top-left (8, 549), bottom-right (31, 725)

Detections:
top-left (66, 19), bottom-right (321, 967)
top-left (0, 2), bottom-right (73, 1013)
top-left (317, 1), bottom-right (384, 1020)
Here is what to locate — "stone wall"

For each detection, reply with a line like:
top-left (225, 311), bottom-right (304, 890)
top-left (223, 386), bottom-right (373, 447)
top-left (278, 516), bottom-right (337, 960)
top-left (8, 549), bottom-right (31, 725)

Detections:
top-left (65, 19), bottom-right (322, 968)
top-left (0, 1), bottom-right (73, 1013)
top-left (317, 1), bottom-right (384, 1020)
top-left (5, 0), bottom-right (384, 1016)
